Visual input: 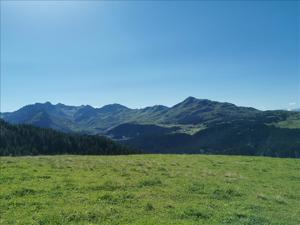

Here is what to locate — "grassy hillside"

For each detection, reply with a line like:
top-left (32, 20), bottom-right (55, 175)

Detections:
top-left (274, 113), bottom-right (300, 129)
top-left (1, 155), bottom-right (299, 225)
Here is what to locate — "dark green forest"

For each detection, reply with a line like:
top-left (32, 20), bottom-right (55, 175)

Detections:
top-left (123, 121), bottom-right (300, 158)
top-left (0, 120), bottom-right (137, 156)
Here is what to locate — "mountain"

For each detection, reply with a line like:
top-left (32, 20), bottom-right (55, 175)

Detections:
top-left (2, 97), bottom-right (300, 135)
top-left (98, 104), bottom-right (130, 113)
top-left (159, 97), bottom-right (260, 125)
top-left (2, 97), bottom-right (300, 157)
top-left (292, 108), bottom-right (300, 112)
top-left (124, 121), bottom-right (300, 157)
top-left (1, 102), bottom-right (133, 134)
top-left (0, 119), bottom-right (137, 156)
top-left (1, 102), bottom-right (76, 132)
top-left (0, 97), bottom-right (265, 133)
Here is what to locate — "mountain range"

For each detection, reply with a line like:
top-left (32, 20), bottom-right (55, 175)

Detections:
top-left (2, 97), bottom-right (300, 157)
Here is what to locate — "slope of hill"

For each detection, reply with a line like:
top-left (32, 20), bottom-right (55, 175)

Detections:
top-left (107, 123), bottom-right (180, 140)
top-left (160, 97), bottom-right (260, 125)
top-left (0, 120), bottom-right (137, 156)
top-left (124, 121), bottom-right (300, 157)
top-left (274, 112), bottom-right (300, 129)
top-left (1, 155), bottom-right (299, 225)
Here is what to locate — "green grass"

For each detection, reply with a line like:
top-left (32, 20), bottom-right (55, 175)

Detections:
top-left (274, 114), bottom-right (300, 129)
top-left (275, 119), bottom-right (300, 129)
top-left (1, 155), bottom-right (299, 225)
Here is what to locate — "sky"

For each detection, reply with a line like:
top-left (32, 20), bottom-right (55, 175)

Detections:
top-left (1, 1), bottom-right (299, 112)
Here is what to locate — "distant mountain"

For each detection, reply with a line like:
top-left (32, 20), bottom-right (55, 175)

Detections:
top-left (2, 97), bottom-right (300, 157)
top-left (292, 108), bottom-right (300, 112)
top-left (2, 97), bottom-right (300, 134)
top-left (159, 97), bottom-right (260, 125)
top-left (1, 102), bottom-right (133, 133)
top-left (98, 104), bottom-right (130, 113)
top-left (0, 119), bottom-right (137, 156)
top-left (1, 97), bottom-right (265, 133)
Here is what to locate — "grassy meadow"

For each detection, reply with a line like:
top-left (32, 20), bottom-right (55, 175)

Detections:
top-left (0, 155), bottom-right (299, 225)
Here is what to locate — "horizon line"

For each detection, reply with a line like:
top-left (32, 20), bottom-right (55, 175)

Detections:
top-left (1, 96), bottom-right (295, 113)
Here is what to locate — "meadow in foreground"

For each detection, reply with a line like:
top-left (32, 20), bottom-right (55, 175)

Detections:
top-left (0, 155), bottom-right (299, 225)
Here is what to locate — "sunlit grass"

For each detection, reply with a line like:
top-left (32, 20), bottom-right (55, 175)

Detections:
top-left (1, 155), bottom-right (299, 225)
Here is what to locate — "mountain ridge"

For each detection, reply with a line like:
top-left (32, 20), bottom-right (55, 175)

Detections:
top-left (1, 97), bottom-right (264, 113)
top-left (2, 97), bottom-right (299, 134)
top-left (1, 97), bottom-right (263, 133)
top-left (1, 97), bottom-right (300, 157)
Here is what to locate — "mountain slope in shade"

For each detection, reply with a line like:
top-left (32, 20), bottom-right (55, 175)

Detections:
top-left (107, 123), bottom-right (180, 140)
top-left (124, 121), bottom-right (300, 157)
top-left (0, 119), bottom-right (137, 156)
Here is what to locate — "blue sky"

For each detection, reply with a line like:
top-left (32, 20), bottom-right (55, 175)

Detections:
top-left (1, 1), bottom-right (299, 112)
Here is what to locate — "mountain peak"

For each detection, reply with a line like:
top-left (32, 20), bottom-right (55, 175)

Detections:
top-left (80, 105), bottom-right (94, 109)
top-left (29, 102), bottom-right (55, 110)
top-left (33, 101), bottom-right (53, 106)
top-left (151, 105), bottom-right (169, 110)
top-left (56, 103), bottom-right (66, 107)
top-left (184, 96), bottom-right (198, 102)
top-left (177, 96), bottom-right (208, 106)
top-left (141, 105), bottom-right (169, 112)
top-left (98, 104), bottom-right (130, 113)
top-left (186, 96), bottom-right (197, 100)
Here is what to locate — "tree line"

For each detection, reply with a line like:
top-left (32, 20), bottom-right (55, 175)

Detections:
top-left (0, 120), bottom-right (138, 156)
